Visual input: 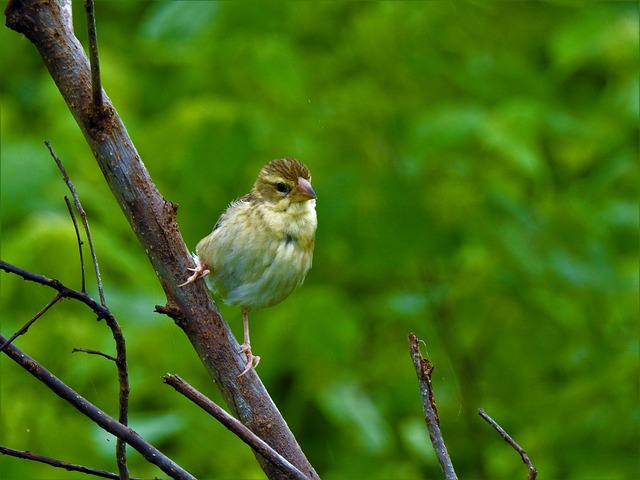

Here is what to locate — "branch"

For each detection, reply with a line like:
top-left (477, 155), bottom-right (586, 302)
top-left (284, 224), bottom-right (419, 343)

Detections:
top-left (478, 408), bottom-right (537, 480)
top-left (83, 0), bottom-right (102, 108)
top-left (46, 140), bottom-right (105, 305)
top-left (0, 333), bottom-right (194, 480)
top-left (4, 2), bottom-right (318, 478)
top-left (1, 261), bottom-right (111, 321)
top-left (408, 333), bottom-right (458, 480)
top-left (72, 347), bottom-right (117, 362)
top-left (0, 446), bottom-right (147, 480)
top-left (163, 374), bottom-right (310, 480)
top-left (63, 196), bottom-right (86, 292)
top-left (0, 293), bottom-right (62, 353)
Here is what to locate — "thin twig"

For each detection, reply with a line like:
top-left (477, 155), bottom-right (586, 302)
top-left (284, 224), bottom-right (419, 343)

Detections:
top-left (408, 333), bottom-right (458, 480)
top-left (72, 347), bottom-right (117, 362)
top-left (64, 195), bottom-right (86, 292)
top-left (163, 374), bottom-right (310, 480)
top-left (0, 294), bottom-right (63, 352)
top-left (45, 140), bottom-right (106, 306)
top-left (0, 446), bottom-right (149, 480)
top-left (84, 0), bottom-right (102, 108)
top-left (0, 333), bottom-right (195, 480)
top-left (478, 408), bottom-right (537, 480)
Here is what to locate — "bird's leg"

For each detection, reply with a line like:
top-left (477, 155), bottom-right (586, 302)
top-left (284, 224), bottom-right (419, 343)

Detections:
top-left (178, 255), bottom-right (210, 287)
top-left (238, 310), bottom-right (261, 377)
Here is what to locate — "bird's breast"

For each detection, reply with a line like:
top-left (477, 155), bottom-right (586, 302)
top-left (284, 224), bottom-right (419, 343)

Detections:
top-left (199, 200), bottom-right (316, 310)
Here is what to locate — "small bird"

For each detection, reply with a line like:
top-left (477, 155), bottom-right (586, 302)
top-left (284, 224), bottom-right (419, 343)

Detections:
top-left (180, 158), bottom-right (317, 376)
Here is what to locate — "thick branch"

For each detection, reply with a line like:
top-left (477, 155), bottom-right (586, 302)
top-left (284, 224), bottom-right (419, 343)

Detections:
top-left (4, 1), bottom-right (317, 478)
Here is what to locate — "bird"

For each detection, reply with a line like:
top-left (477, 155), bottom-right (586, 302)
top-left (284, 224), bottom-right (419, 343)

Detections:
top-left (180, 158), bottom-right (317, 376)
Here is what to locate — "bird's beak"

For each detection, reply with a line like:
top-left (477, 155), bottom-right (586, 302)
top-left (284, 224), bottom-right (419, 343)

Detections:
top-left (291, 177), bottom-right (316, 202)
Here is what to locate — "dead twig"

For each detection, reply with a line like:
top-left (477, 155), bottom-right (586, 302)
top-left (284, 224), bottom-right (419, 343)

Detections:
top-left (72, 347), bottom-right (117, 362)
top-left (83, 0), bottom-right (103, 108)
top-left (0, 446), bottom-right (149, 480)
top-left (478, 408), bottom-right (537, 480)
top-left (163, 374), bottom-right (310, 480)
top-left (0, 294), bottom-right (62, 353)
top-left (45, 140), bottom-right (105, 305)
top-left (64, 196), bottom-right (86, 292)
top-left (408, 333), bottom-right (458, 480)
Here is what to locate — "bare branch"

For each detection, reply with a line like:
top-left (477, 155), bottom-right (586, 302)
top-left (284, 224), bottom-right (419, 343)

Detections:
top-left (0, 293), bottom-right (62, 353)
top-left (478, 408), bottom-right (537, 480)
top-left (64, 195), bottom-right (86, 292)
top-left (0, 446), bottom-right (149, 480)
top-left (408, 333), bottom-right (458, 480)
top-left (1, 261), bottom-right (109, 319)
top-left (45, 140), bottom-right (105, 306)
top-left (163, 374), bottom-right (310, 480)
top-left (83, 0), bottom-right (102, 108)
top-left (0, 333), bottom-right (194, 480)
top-left (72, 347), bottom-right (117, 362)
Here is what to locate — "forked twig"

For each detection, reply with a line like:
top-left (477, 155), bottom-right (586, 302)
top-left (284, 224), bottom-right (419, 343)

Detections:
top-left (478, 408), bottom-right (537, 480)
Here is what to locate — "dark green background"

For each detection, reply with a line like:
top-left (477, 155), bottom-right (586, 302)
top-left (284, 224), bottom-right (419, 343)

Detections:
top-left (1, 1), bottom-right (638, 479)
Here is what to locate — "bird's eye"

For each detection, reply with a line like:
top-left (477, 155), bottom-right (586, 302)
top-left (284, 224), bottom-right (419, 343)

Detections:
top-left (275, 182), bottom-right (290, 194)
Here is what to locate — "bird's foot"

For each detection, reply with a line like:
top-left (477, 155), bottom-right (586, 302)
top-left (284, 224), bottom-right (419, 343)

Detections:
top-left (238, 343), bottom-right (261, 377)
top-left (178, 256), bottom-right (210, 287)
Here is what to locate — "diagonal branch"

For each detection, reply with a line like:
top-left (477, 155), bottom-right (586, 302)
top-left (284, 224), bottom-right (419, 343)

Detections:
top-left (83, 0), bottom-right (102, 108)
top-left (0, 293), bottom-right (62, 353)
top-left (163, 374), bottom-right (310, 480)
top-left (478, 408), bottom-right (537, 480)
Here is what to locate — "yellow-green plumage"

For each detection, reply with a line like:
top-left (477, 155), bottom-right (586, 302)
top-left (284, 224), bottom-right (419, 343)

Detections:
top-left (182, 158), bottom-right (317, 375)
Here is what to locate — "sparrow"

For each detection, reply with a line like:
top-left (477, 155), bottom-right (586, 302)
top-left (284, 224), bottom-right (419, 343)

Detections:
top-left (180, 158), bottom-right (317, 376)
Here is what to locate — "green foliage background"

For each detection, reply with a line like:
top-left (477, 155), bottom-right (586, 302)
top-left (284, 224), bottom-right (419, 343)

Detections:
top-left (1, 1), bottom-right (638, 479)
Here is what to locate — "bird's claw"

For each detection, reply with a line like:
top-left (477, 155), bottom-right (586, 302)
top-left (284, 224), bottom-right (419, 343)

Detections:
top-left (238, 343), bottom-right (261, 377)
top-left (178, 261), bottom-right (210, 287)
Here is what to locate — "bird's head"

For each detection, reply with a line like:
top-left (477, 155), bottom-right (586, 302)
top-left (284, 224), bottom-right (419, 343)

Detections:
top-left (252, 158), bottom-right (316, 208)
